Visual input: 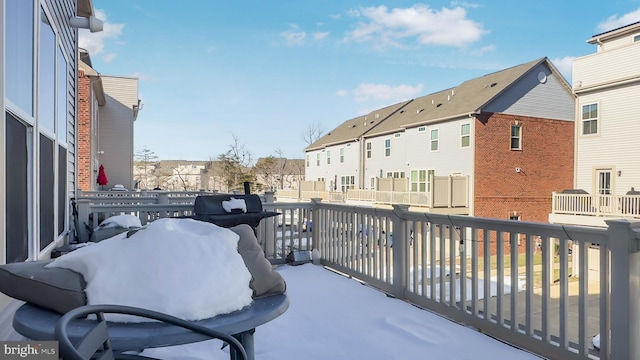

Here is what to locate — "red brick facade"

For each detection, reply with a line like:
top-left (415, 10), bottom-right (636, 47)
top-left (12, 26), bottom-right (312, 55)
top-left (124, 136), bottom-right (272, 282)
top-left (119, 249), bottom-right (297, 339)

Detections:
top-left (474, 112), bottom-right (574, 253)
top-left (77, 68), bottom-right (93, 191)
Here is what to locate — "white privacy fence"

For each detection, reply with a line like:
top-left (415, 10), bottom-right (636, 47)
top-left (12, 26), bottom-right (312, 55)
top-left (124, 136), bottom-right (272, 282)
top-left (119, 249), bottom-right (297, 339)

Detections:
top-left (74, 194), bottom-right (640, 360)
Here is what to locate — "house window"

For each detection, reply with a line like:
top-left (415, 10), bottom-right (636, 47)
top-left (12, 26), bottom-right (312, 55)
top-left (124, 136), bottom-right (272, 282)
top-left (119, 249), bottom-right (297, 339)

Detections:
top-left (430, 129), bottom-right (439, 151)
top-left (511, 124), bottom-right (522, 150)
top-left (39, 7), bottom-right (56, 134)
top-left (461, 123), bottom-right (470, 147)
top-left (370, 177), bottom-right (376, 189)
top-left (394, 133), bottom-right (401, 138)
top-left (326, 150), bottom-right (331, 165)
top-left (582, 103), bottom-right (598, 135)
top-left (6, 0), bottom-right (34, 115)
top-left (634, 34), bottom-right (640, 42)
top-left (385, 139), bottom-right (391, 157)
top-left (418, 126), bottom-right (426, 132)
top-left (340, 175), bottom-right (355, 192)
top-left (366, 142), bottom-right (372, 159)
top-left (340, 148), bottom-right (344, 163)
top-left (316, 153), bottom-right (320, 166)
top-left (306, 155), bottom-right (309, 167)
top-left (410, 170), bottom-right (427, 192)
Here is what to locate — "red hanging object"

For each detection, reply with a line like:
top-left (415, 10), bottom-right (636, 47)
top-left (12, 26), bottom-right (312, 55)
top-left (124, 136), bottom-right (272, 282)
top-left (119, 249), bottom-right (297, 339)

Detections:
top-left (97, 164), bottom-right (108, 189)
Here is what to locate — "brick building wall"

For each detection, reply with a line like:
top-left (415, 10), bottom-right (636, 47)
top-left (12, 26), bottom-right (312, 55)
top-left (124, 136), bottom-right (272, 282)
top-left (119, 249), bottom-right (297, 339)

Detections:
top-left (474, 112), bottom-right (574, 254)
top-left (77, 69), bottom-right (92, 191)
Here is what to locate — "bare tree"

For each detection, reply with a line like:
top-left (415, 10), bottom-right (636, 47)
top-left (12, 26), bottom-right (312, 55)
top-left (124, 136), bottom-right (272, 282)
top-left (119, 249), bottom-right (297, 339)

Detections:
top-left (302, 121), bottom-right (324, 146)
top-left (217, 134), bottom-right (256, 192)
top-left (134, 147), bottom-right (158, 189)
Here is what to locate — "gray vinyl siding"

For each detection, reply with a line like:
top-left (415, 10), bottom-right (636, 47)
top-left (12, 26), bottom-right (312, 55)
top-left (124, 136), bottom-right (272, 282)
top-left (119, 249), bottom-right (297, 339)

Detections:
top-left (45, 0), bottom-right (77, 233)
top-left (98, 76), bottom-right (138, 190)
top-left (483, 63), bottom-right (574, 121)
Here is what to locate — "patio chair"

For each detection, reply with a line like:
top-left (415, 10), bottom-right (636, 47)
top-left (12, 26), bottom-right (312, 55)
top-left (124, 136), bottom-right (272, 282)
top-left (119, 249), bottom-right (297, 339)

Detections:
top-left (55, 304), bottom-right (248, 360)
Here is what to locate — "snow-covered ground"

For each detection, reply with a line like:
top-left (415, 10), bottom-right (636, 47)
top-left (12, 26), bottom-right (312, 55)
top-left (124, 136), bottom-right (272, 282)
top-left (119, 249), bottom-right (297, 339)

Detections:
top-left (141, 263), bottom-right (542, 360)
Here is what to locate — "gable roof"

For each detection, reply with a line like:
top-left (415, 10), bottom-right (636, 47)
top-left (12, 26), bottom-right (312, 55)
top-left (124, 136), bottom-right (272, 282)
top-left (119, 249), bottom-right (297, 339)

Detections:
top-left (306, 100), bottom-right (411, 151)
top-left (364, 57), bottom-right (562, 137)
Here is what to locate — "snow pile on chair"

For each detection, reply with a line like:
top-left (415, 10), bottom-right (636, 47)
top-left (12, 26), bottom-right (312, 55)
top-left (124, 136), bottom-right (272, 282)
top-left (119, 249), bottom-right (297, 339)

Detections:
top-left (48, 218), bottom-right (253, 322)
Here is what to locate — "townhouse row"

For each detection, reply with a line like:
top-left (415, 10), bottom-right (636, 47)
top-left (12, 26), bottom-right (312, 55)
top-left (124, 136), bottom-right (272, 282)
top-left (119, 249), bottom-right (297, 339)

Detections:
top-left (305, 21), bottom-right (640, 227)
top-left (305, 57), bottom-right (575, 223)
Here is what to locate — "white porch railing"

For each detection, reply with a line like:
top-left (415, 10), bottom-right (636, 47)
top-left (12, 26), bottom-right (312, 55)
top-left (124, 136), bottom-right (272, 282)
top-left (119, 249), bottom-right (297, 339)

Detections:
top-left (552, 192), bottom-right (640, 218)
top-left (70, 195), bottom-right (640, 359)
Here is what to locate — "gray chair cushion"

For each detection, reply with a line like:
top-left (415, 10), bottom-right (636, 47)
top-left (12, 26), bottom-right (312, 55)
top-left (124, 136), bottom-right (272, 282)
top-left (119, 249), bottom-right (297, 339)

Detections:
top-left (0, 224), bottom-right (284, 315)
top-left (229, 224), bottom-right (286, 298)
top-left (0, 260), bottom-right (86, 314)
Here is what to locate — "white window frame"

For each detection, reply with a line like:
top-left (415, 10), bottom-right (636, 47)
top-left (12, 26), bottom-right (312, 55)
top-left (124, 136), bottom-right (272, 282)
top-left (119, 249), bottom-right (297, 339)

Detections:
top-left (326, 150), bottom-right (331, 165)
top-left (384, 139), bottom-right (391, 157)
top-left (316, 153), bottom-right (320, 166)
top-left (430, 129), bottom-right (439, 151)
top-left (461, 123), bottom-right (471, 148)
top-left (366, 142), bottom-right (372, 159)
top-left (511, 124), bottom-right (522, 150)
top-left (340, 148), bottom-right (345, 163)
top-left (581, 103), bottom-right (598, 135)
top-left (340, 175), bottom-right (355, 192)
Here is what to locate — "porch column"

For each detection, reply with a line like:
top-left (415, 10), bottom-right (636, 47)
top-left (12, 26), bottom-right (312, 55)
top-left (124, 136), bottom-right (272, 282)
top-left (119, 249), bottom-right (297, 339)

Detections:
top-left (607, 219), bottom-right (640, 360)
top-left (391, 204), bottom-right (409, 299)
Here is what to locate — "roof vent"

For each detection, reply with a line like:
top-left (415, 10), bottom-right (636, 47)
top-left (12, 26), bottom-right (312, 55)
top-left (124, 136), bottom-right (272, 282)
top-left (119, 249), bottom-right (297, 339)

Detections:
top-left (431, 99), bottom-right (435, 104)
top-left (447, 95), bottom-right (450, 101)
top-left (451, 89), bottom-right (455, 96)
top-left (417, 109), bottom-right (424, 114)
top-left (490, 82), bottom-right (497, 87)
top-left (375, 113), bottom-right (380, 119)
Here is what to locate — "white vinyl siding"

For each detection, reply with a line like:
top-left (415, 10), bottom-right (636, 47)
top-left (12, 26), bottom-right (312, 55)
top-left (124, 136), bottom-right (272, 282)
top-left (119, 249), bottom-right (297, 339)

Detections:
top-left (363, 119), bottom-right (473, 192)
top-left (575, 88), bottom-right (640, 193)
top-left (573, 43), bottom-right (640, 88)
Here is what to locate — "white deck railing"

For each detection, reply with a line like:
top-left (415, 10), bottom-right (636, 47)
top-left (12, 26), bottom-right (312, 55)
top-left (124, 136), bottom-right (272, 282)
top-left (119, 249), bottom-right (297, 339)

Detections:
top-left (72, 195), bottom-right (640, 360)
top-left (552, 192), bottom-right (640, 218)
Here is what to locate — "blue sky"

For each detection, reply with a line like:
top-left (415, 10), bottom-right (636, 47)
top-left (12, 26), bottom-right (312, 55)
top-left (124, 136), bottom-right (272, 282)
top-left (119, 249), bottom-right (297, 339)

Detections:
top-left (80, 1), bottom-right (640, 162)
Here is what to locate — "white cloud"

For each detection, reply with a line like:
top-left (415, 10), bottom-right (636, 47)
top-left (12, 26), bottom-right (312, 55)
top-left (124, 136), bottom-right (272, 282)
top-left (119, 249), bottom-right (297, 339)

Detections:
top-left (450, 1), bottom-right (482, 9)
top-left (345, 4), bottom-right (486, 48)
top-left (314, 32), bottom-right (330, 40)
top-left (597, 8), bottom-right (640, 32)
top-left (551, 56), bottom-right (574, 81)
top-left (352, 83), bottom-right (423, 102)
top-left (336, 89), bottom-right (348, 97)
top-left (470, 44), bottom-right (496, 55)
top-left (78, 9), bottom-right (124, 60)
top-left (281, 24), bottom-right (306, 46)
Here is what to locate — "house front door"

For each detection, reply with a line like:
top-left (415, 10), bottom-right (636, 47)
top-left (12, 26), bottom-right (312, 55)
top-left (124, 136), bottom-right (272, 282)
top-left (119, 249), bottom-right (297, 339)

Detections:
top-left (596, 169), bottom-right (612, 212)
